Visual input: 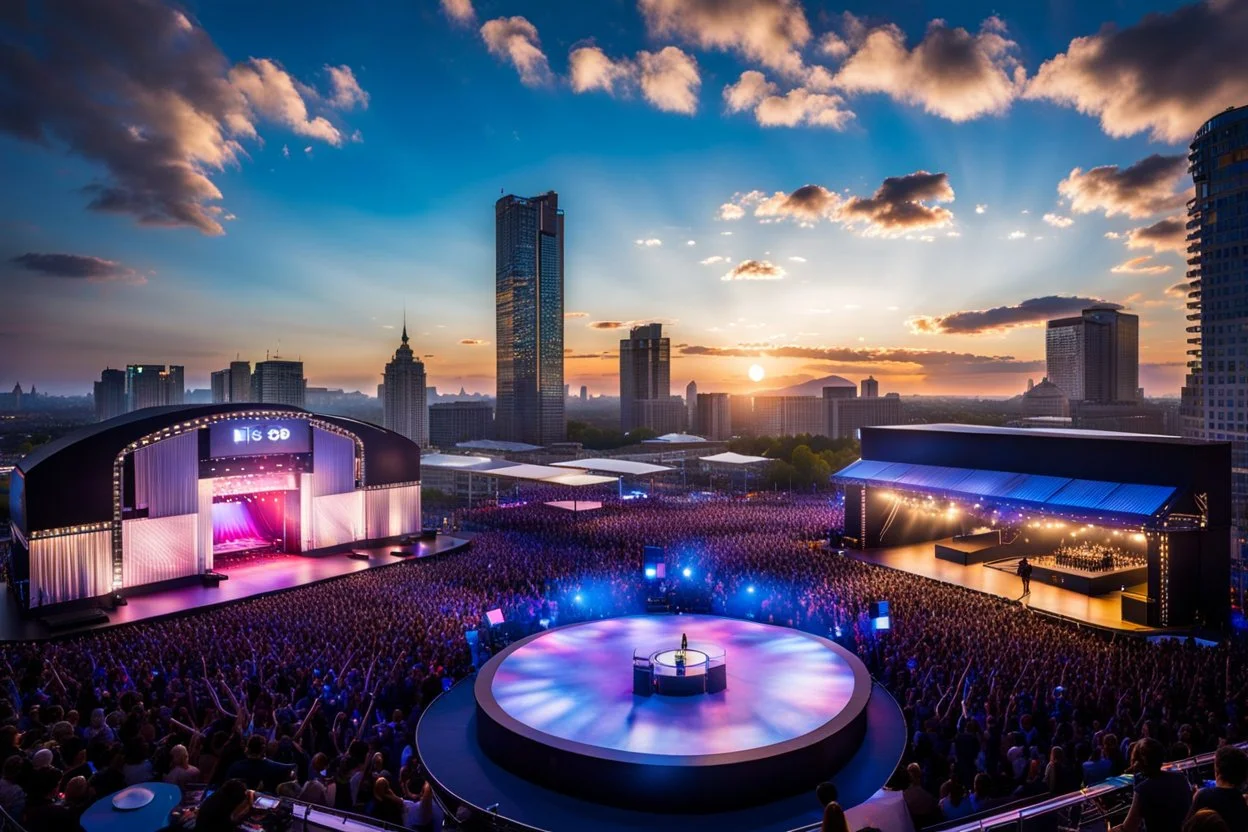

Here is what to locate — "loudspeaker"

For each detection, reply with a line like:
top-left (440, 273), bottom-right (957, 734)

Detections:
top-left (201, 572), bottom-right (226, 587)
top-left (869, 600), bottom-right (889, 619)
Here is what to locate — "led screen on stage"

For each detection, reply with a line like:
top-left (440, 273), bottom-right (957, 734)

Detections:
top-left (209, 419), bottom-right (310, 459)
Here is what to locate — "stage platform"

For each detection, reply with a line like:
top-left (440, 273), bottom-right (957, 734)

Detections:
top-left (987, 557), bottom-right (1149, 597)
top-left (419, 614), bottom-right (906, 832)
top-left (0, 534), bottom-right (472, 643)
top-left (844, 540), bottom-right (1153, 633)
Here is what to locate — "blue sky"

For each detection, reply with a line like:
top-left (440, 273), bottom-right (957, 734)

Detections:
top-left (2, 0), bottom-right (1240, 396)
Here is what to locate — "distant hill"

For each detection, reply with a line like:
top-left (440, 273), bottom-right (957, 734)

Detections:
top-left (756, 375), bottom-right (856, 397)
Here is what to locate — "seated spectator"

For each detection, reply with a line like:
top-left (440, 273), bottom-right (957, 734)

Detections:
top-left (1188, 745), bottom-right (1248, 830)
top-left (164, 744), bottom-right (202, 786)
top-left (1113, 738), bottom-right (1193, 832)
top-left (225, 735), bottom-right (295, 792)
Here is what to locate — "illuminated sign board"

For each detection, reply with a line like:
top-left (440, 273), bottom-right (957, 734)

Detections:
top-left (209, 420), bottom-right (310, 458)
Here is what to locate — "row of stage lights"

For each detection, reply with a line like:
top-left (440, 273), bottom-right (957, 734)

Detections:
top-left (876, 490), bottom-right (1149, 540)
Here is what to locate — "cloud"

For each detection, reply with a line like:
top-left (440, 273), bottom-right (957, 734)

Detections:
top-left (723, 70), bottom-right (778, 112)
top-left (700, 255), bottom-right (731, 265)
top-left (589, 321), bottom-right (628, 330)
top-left (440, 0), bottom-right (475, 25)
top-left (1058, 154), bottom-right (1190, 219)
top-left (1006, 230), bottom-right (1027, 240)
top-left (638, 0), bottom-right (812, 77)
top-left (564, 311), bottom-right (590, 319)
top-left (753, 86), bottom-right (854, 129)
top-left (840, 171), bottom-right (955, 234)
top-left (833, 15), bottom-right (1024, 121)
top-left (635, 238), bottom-right (663, 247)
top-left (754, 185), bottom-right (841, 223)
top-left (907, 295), bottom-right (1122, 335)
top-left (1112, 255), bottom-right (1172, 275)
top-left (1025, 0), bottom-right (1248, 142)
top-left (1165, 282), bottom-right (1189, 298)
top-left (1125, 216), bottom-right (1186, 254)
top-left (1042, 213), bottom-right (1074, 228)
top-left (0, 1), bottom-right (361, 235)
top-left (723, 259), bottom-right (785, 281)
top-left (568, 46), bottom-right (632, 95)
top-left (788, 255), bottom-right (807, 262)
top-left (637, 47), bottom-right (701, 114)
top-left (11, 252), bottom-right (145, 285)
top-left (324, 65), bottom-right (369, 110)
top-left (975, 204), bottom-right (987, 214)
top-left (459, 338), bottom-right (488, 345)
top-left (480, 16), bottom-right (552, 87)
top-left (679, 343), bottom-right (1043, 373)
top-left (686, 240), bottom-right (696, 246)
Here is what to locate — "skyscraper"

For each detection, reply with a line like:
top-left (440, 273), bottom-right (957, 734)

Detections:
top-left (429, 401), bottom-right (492, 447)
top-left (861, 376), bottom-right (879, 398)
top-left (252, 358), bottom-right (306, 407)
top-left (619, 323), bottom-right (671, 433)
top-left (1045, 308), bottom-right (1139, 403)
top-left (495, 191), bottom-right (565, 446)
top-left (579, 385), bottom-right (588, 401)
top-left (125, 364), bottom-right (183, 411)
top-left (94, 368), bottom-right (126, 422)
top-left (686, 380), bottom-right (697, 430)
top-left (211, 369), bottom-right (231, 403)
top-left (382, 322), bottom-right (429, 446)
top-left (1182, 105), bottom-right (1248, 519)
top-left (229, 360), bottom-right (252, 403)
top-left (695, 393), bottom-right (732, 440)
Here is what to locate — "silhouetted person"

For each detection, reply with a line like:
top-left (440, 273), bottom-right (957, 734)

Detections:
top-left (1018, 558), bottom-right (1033, 595)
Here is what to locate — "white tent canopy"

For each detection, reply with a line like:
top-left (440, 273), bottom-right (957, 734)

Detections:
top-left (551, 458), bottom-right (672, 476)
top-left (700, 452), bottom-right (771, 465)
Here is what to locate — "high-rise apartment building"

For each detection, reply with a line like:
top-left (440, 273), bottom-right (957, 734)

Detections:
top-left (824, 386), bottom-right (904, 439)
top-left (1182, 105), bottom-right (1248, 519)
top-left (252, 358), bottom-right (306, 407)
top-left (861, 376), bottom-right (879, 398)
top-left (495, 191), bottom-right (564, 446)
top-left (430, 401), bottom-right (492, 448)
top-left (229, 360), bottom-right (252, 403)
top-left (753, 396), bottom-right (825, 437)
top-left (579, 385), bottom-right (588, 401)
top-left (1045, 308), bottom-right (1139, 403)
top-left (730, 395), bottom-right (755, 437)
top-left (125, 364), bottom-right (183, 411)
top-left (382, 323), bottom-right (428, 446)
top-left (211, 369), bottom-right (230, 403)
top-left (686, 380), bottom-right (697, 430)
top-left (619, 323), bottom-right (671, 433)
top-left (93, 368), bottom-right (126, 422)
top-left (695, 392), bottom-right (732, 440)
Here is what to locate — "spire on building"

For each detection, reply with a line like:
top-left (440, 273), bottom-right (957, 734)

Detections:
top-left (402, 308), bottom-right (408, 344)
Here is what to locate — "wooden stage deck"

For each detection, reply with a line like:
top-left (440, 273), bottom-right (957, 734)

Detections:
top-left (844, 538), bottom-right (1152, 633)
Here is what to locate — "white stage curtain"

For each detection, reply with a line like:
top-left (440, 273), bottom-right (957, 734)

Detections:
top-left (29, 531), bottom-right (112, 607)
top-left (365, 485), bottom-right (421, 540)
top-left (123, 514), bottom-right (199, 587)
top-left (133, 431), bottom-right (198, 517)
top-left (198, 479), bottom-right (214, 572)
top-left (310, 428), bottom-right (355, 497)
top-left (311, 492), bottom-right (364, 550)
top-left (300, 473), bottom-right (315, 552)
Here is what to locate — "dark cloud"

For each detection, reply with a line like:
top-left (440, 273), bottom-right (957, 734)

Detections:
top-left (1026, 1), bottom-right (1248, 142)
top-left (722, 259), bottom-right (786, 281)
top-left (679, 343), bottom-right (1042, 373)
top-left (840, 171), bottom-right (954, 232)
top-left (1058, 154), bottom-right (1189, 219)
top-left (459, 338), bottom-right (487, 345)
top-left (11, 252), bottom-right (144, 284)
top-left (755, 185), bottom-right (840, 223)
top-left (1126, 216), bottom-right (1187, 254)
top-left (0, 0), bottom-right (362, 234)
top-left (1165, 282), bottom-right (1190, 298)
top-left (907, 295), bottom-right (1122, 335)
top-left (589, 321), bottom-right (628, 329)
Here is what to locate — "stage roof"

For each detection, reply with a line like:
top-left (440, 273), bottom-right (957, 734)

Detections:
top-left (456, 439), bottom-right (544, 452)
top-left (868, 422), bottom-right (1207, 445)
top-left (551, 458), bottom-right (672, 476)
top-left (643, 433), bottom-right (706, 444)
top-left (834, 458), bottom-right (1176, 520)
top-left (543, 472), bottom-right (618, 487)
top-left (419, 453), bottom-right (502, 470)
top-left (700, 452), bottom-right (771, 465)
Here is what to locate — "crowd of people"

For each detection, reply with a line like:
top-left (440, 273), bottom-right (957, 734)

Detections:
top-left (1045, 541), bottom-right (1147, 574)
top-left (1, 493), bottom-right (1246, 832)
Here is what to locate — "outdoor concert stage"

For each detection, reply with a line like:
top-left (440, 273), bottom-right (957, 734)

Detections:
top-left (418, 614), bottom-right (907, 832)
top-left (0, 534), bottom-right (470, 642)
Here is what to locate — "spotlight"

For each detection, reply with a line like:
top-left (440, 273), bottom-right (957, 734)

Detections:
top-left (644, 567), bottom-right (657, 579)
top-left (746, 585), bottom-right (755, 594)
top-left (574, 593), bottom-right (583, 604)
top-left (682, 567), bottom-right (692, 578)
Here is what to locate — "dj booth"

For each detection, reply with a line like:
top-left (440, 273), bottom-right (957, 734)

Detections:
top-left (633, 644), bottom-right (726, 696)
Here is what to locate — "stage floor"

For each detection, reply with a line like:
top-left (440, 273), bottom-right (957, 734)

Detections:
top-left (846, 539), bottom-right (1151, 632)
top-left (0, 535), bottom-right (471, 642)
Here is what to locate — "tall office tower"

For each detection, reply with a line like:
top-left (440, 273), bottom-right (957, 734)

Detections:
top-left (824, 387), bottom-right (904, 439)
top-left (430, 401), bottom-right (493, 447)
top-left (252, 358), bottom-right (306, 407)
top-left (686, 380), bottom-right (697, 430)
top-left (861, 376), bottom-right (879, 398)
top-left (619, 323), bottom-right (671, 433)
top-left (125, 364), bottom-right (183, 411)
top-left (495, 191), bottom-right (565, 446)
top-left (1045, 308), bottom-right (1139, 403)
top-left (382, 322), bottom-right (429, 446)
top-left (93, 368), bottom-right (126, 422)
top-left (160, 365), bottom-right (185, 406)
top-left (729, 394), bottom-right (755, 436)
top-left (229, 360), bottom-right (252, 403)
top-left (695, 392), bottom-right (732, 440)
top-left (1182, 105), bottom-right (1248, 519)
top-left (211, 369), bottom-right (231, 403)
top-left (579, 385), bottom-right (588, 401)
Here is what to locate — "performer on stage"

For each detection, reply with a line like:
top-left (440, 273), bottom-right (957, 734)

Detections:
top-left (1018, 557), bottom-right (1033, 595)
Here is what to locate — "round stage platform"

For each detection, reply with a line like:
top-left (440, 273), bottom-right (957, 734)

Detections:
top-left (472, 615), bottom-right (872, 812)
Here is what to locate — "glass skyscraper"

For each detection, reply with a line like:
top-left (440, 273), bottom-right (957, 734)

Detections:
top-left (1182, 105), bottom-right (1248, 521)
top-left (495, 191), bottom-right (565, 446)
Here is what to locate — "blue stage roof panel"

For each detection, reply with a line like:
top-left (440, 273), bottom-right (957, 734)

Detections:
top-left (1096, 483), bottom-right (1176, 517)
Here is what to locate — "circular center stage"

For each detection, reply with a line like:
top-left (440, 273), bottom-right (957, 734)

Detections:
top-left (473, 615), bottom-right (872, 812)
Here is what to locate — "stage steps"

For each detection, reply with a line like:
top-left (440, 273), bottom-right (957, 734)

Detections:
top-left (41, 608), bottom-right (110, 631)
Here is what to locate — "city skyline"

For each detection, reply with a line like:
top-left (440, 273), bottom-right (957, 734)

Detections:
top-left (3, 0), bottom-right (1246, 397)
